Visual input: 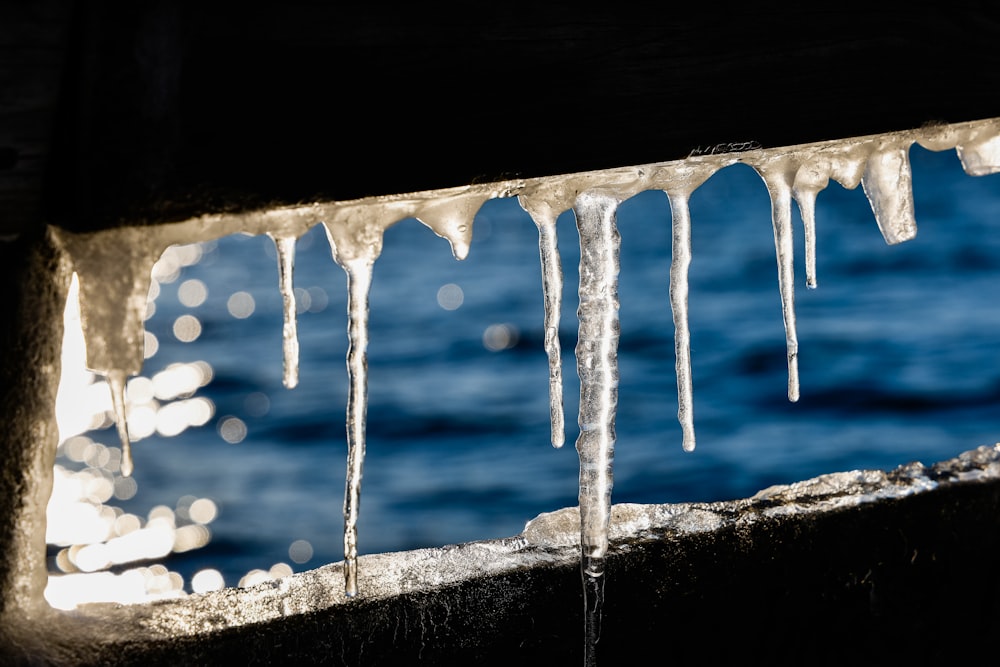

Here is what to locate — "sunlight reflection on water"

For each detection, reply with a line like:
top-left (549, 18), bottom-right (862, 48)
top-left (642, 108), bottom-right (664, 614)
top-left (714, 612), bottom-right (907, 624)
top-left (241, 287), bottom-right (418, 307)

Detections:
top-left (48, 260), bottom-right (308, 609)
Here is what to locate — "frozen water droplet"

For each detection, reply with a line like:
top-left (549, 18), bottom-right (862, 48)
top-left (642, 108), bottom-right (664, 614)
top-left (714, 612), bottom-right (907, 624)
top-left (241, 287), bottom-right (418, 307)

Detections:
top-left (415, 193), bottom-right (489, 261)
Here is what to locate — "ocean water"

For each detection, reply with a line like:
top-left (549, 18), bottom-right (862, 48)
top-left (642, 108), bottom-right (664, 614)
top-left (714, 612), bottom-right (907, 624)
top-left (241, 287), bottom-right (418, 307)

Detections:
top-left (52, 144), bottom-right (1000, 592)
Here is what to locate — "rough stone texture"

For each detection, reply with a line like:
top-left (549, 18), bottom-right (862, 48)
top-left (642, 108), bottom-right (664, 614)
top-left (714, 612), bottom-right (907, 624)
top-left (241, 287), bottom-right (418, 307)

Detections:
top-left (2, 444), bottom-right (998, 665)
top-left (0, 231), bottom-right (71, 625)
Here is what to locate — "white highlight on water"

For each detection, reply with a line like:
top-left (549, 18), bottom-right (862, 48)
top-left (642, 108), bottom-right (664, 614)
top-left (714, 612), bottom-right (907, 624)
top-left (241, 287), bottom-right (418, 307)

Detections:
top-left (51, 117), bottom-right (1000, 614)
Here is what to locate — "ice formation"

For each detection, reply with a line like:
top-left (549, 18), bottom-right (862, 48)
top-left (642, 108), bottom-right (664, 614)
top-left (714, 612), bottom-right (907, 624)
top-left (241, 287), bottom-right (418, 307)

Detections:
top-left (518, 196), bottom-right (566, 448)
top-left (269, 234), bottom-right (300, 389)
top-left (51, 117), bottom-right (1000, 626)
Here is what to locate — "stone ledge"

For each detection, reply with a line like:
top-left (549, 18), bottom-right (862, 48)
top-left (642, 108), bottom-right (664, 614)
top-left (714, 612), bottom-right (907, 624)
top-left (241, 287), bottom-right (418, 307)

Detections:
top-left (6, 444), bottom-right (998, 665)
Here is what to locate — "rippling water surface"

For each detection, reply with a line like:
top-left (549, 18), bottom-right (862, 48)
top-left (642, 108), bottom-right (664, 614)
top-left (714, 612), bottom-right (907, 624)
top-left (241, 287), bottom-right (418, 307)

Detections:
top-left (50, 145), bottom-right (1000, 596)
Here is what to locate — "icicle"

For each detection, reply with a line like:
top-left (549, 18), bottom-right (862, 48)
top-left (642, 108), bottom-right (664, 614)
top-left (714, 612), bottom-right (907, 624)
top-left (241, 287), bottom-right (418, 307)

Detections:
top-left (518, 197), bottom-right (566, 448)
top-left (658, 162), bottom-right (719, 453)
top-left (107, 370), bottom-right (134, 477)
top-left (269, 234), bottom-right (300, 389)
top-left (572, 191), bottom-right (621, 665)
top-left (323, 210), bottom-right (392, 598)
top-left (340, 257), bottom-right (373, 598)
top-left (792, 160), bottom-right (831, 290)
top-left (665, 191), bottom-right (696, 452)
top-left (754, 161), bottom-right (800, 402)
top-left (861, 142), bottom-right (918, 245)
top-left (56, 229), bottom-right (164, 477)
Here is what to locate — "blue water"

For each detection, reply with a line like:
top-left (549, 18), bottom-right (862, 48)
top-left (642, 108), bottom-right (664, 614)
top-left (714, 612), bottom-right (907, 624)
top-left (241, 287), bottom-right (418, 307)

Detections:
top-left (70, 145), bottom-right (1000, 589)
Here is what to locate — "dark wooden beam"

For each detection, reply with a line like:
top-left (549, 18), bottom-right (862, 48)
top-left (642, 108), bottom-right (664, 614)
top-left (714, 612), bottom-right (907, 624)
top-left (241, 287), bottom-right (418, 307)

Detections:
top-left (7, 4), bottom-right (1000, 234)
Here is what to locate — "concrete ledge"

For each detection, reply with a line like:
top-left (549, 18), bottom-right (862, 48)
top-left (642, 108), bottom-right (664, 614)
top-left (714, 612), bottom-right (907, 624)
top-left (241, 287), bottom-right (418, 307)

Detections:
top-left (6, 444), bottom-right (999, 665)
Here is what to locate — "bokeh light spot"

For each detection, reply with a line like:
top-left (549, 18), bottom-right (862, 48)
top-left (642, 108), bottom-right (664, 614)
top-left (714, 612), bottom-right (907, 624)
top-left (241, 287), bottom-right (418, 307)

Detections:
top-left (177, 279), bottom-right (208, 308)
top-left (219, 416), bottom-right (247, 444)
top-left (289, 539), bottom-right (314, 564)
top-left (172, 314), bottom-right (202, 343)
top-left (483, 323), bottom-right (520, 352)
top-left (436, 283), bottom-right (464, 310)
top-left (227, 291), bottom-right (256, 319)
top-left (189, 498), bottom-right (218, 525)
top-left (191, 569), bottom-right (225, 594)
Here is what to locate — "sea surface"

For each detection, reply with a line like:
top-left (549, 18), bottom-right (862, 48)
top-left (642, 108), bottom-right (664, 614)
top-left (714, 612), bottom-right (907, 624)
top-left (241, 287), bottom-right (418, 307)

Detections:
top-left (51, 144), bottom-right (1000, 593)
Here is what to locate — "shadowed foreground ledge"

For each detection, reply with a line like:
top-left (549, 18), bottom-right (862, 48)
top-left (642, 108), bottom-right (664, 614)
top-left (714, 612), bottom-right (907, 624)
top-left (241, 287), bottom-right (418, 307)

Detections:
top-left (7, 444), bottom-right (999, 665)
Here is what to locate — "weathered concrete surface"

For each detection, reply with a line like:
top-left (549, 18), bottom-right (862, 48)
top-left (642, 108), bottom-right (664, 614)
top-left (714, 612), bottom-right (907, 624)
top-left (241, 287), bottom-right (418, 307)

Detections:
top-left (3, 444), bottom-right (998, 665)
top-left (0, 230), bottom-right (71, 624)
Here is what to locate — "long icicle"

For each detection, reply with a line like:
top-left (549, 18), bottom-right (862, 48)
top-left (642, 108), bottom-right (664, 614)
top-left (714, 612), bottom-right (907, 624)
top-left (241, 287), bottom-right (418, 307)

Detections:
top-left (342, 256), bottom-right (373, 597)
top-left (270, 234), bottom-right (300, 389)
top-left (665, 190), bottom-right (696, 452)
top-left (657, 162), bottom-right (719, 453)
top-left (573, 191), bottom-right (621, 667)
top-left (519, 198), bottom-right (566, 448)
top-left (756, 164), bottom-right (800, 402)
